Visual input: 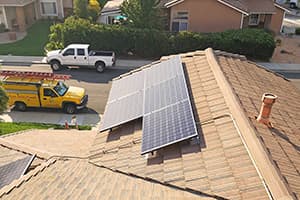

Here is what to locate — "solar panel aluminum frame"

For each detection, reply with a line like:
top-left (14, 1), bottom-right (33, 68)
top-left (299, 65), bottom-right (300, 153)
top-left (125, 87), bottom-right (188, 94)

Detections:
top-left (141, 56), bottom-right (198, 155)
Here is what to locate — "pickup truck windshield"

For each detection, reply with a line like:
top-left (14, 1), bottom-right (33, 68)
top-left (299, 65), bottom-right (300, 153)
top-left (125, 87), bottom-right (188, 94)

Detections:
top-left (54, 81), bottom-right (68, 96)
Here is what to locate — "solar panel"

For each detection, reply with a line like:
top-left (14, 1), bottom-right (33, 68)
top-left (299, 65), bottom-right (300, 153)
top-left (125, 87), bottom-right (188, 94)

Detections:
top-left (145, 57), bottom-right (182, 88)
top-left (141, 100), bottom-right (198, 154)
top-left (144, 76), bottom-right (188, 114)
top-left (108, 70), bottom-right (144, 103)
top-left (141, 56), bottom-right (198, 154)
top-left (100, 70), bottom-right (145, 131)
top-left (0, 155), bottom-right (35, 189)
top-left (100, 91), bottom-right (143, 131)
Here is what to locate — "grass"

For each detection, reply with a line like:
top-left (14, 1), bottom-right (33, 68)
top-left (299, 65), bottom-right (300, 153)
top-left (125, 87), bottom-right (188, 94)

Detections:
top-left (0, 20), bottom-right (52, 56)
top-left (0, 122), bottom-right (92, 135)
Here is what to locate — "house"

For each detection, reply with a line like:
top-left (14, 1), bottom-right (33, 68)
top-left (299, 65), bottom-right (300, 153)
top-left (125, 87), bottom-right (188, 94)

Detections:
top-left (165, 0), bottom-right (289, 33)
top-left (99, 0), bottom-right (125, 24)
top-left (0, 49), bottom-right (299, 199)
top-left (0, 0), bottom-right (73, 31)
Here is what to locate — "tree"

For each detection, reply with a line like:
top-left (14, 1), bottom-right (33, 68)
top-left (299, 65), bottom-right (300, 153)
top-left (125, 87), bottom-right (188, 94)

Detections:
top-left (88, 0), bottom-right (100, 21)
top-left (0, 87), bottom-right (8, 114)
top-left (74, 0), bottom-right (100, 22)
top-left (121, 0), bottom-right (162, 29)
top-left (74, 0), bottom-right (89, 19)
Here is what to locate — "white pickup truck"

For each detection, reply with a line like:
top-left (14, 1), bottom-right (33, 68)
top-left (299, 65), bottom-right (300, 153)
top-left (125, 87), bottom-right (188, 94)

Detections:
top-left (46, 44), bottom-right (116, 73)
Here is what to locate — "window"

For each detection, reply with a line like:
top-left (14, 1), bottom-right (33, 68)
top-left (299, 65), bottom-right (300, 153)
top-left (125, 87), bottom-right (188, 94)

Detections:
top-left (54, 81), bottom-right (68, 96)
top-left (77, 49), bottom-right (85, 56)
top-left (249, 14), bottom-right (260, 25)
top-left (44, 88), bottom-right (57, 97)
top-left (63, 48), bottom-right (75, 56)
top-left (41, 1), bottom-right (57, 16)
top-left (171, 11), bottom-right (188, 32)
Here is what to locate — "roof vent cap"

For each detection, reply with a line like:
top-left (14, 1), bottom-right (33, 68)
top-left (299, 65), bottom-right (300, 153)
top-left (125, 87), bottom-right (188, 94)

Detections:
top-left (256, 93), bottom-right (277, 128)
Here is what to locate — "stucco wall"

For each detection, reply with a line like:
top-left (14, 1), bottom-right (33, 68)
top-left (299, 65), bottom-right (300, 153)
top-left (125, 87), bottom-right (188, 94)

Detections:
top-left (170, 0), bottom-right (242, 33)
top-left (63, 0), bottom-right (73, 8)
top-left (269, 7), bottom-right (284, 34)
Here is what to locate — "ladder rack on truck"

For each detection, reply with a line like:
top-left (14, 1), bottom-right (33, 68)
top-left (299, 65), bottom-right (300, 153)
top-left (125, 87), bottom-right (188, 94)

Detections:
top-left (0, 70), bottom-right (71, 80)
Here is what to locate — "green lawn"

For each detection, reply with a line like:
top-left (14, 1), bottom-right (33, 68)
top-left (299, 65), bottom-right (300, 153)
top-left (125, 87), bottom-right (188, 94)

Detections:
top-left (0, 20), bottom-right (52, 56)
top-left (0, 122), bottom-right (91, 135)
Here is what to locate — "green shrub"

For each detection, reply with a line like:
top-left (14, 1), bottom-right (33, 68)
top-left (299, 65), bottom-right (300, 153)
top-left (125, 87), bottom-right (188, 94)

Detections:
top-left (45, 17), bottom-right (275, 60)
top-left (296, 28), bottom-right (300, 35)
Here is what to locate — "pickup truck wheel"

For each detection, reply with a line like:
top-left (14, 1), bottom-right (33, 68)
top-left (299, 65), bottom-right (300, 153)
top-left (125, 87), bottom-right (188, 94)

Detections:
top-left (95, 62), bottom-right (105, 73)
top-left (290, 3), bottom-right (296, 8)
top-left (15, 102), bottom-right (26, 112)
top-left (50, 60), bottom-right (62, 71)
top-left (64, 104), bottom-right (76, 114)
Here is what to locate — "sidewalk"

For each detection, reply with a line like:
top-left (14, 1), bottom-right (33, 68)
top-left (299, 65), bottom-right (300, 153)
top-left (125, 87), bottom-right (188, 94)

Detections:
top-left (0, 55), bottom-right (153, 69)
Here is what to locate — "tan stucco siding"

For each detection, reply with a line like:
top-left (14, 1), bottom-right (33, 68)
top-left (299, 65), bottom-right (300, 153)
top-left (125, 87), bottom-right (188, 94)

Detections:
top-left (63, 0), bottom-right (73, 8)
top-left (170, 0), bottom-right (242, 32)
top-left (269, 7), bottom-right (284, 34)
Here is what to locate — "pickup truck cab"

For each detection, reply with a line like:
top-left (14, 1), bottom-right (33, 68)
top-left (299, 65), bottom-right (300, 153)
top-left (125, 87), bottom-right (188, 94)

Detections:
top-left (46, 44), bottom-right (116, 73)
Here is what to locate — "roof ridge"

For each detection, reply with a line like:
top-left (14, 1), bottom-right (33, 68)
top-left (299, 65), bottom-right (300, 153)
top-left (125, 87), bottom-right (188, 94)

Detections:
top-left (0, 138), bottom-right (53, 159)
top-left (204, 48), bottom-right (294, 200)
top-left (0, 158), bottom-right (56, 197)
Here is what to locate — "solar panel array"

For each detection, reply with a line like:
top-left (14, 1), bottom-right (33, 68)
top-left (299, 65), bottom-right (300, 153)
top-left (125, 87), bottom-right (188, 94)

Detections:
top-left (100, 56), bottom-right (198, 154)
top-left (141, 56), bottom-right (198, 154)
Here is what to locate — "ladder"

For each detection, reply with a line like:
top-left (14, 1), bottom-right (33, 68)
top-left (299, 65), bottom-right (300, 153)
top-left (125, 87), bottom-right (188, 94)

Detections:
top-left (0, 70), bottom-right (71, 80)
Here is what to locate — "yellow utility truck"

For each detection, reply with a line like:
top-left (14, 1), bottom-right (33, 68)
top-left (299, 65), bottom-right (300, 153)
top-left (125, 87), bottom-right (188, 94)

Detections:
top-left (1, 70), bottom-right (88, 114)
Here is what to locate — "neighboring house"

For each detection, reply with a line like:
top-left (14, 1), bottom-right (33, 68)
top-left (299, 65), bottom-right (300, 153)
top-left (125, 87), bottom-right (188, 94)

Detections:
top-left (0, 0), bottom-right (37, 31)
top-left (99, 0), bottom-right (125, 24)
top-left (164, 0), bottom-right (289, 33)
top-left (0, 48), bottom-right (299, 199)
top-left (0, 0), bottom-right (73, 31)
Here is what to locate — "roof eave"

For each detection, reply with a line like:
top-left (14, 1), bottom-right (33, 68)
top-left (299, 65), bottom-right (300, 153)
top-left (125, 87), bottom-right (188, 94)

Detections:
top-left (164, 0), bottom-right (185, 8)
top-left (217, 0), bottom-right (249, 15)
top-left (274, 3), bottom-right (291, 13)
